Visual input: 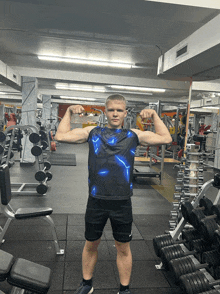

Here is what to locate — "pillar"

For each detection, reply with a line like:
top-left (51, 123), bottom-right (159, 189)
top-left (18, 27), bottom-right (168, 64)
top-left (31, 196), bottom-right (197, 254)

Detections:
top-left (41, 95), bottom-right (51, 129)
top-left (214, 110), bottom-right (220, 169)
top-left (51, 102), bottom-right (59, 131)
top-left (20, 76), bottom-right (38, 165)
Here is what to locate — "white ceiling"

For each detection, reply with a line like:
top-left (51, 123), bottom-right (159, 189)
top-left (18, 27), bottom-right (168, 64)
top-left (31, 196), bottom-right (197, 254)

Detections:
top-left (0, 0), bottom-right (219, 107)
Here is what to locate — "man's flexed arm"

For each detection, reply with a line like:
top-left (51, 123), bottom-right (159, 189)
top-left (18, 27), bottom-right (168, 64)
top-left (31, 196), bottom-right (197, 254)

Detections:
top-left (54, 105), bottom-right (95, 143)
top-left (132, 109), bottom-right (172, 146)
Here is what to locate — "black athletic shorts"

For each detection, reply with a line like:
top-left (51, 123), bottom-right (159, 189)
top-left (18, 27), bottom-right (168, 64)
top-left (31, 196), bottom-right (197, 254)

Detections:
top-left (85, 196), bottom-right (133, 243)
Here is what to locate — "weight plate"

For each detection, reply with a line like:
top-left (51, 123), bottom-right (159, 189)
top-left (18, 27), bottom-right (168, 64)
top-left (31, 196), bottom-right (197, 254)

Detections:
top-left (41, 140), bottom-right (48, 150)
top-left (181, 202), bottom-right (194, 222)
top-left (200, 219), bottom-right (218, 243)
top-left (0, 132), bottom-right (6, 142)
top-left (36, 184), bottom-right (48, 195)
top-left (44, 161), bottom-right (51, 171)
top-left (189, 210), bottom-right (205, 229)
top-left (153, 234), bottom-right (173, 257)
top-left (35, 170), bottom-right (46, 182)
top-left (46, 171), bottom-right (52, 181)
top-left (179, 272), bottom-right (195, 294)
top-left (39, 130), bottom-right (47, 141)
top-left (31, 145), bottom-right (42, 157)
top-left (211, 205), bottom-right (220, 222)
top-left (29, 133), bottom-right (40, 143)
top-left (200, 198), bottom-right (213, 215)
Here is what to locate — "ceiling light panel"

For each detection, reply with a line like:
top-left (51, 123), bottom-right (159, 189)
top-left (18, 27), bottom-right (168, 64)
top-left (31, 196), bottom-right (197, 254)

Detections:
top-left (38, 55), bottom-right (132, 68)
top-left (56, 83), bottom-right (106, 93)
top-left (109, 85), bottom-right (166, 93)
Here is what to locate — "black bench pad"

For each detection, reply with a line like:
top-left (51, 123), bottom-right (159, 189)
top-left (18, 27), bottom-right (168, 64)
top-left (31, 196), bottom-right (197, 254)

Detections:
top-left (0, 250), bottom-right (14, 281)
top-left (7, 258), bottom-right (51, 294)
top-left (15, 207), bottom-right (53, 219)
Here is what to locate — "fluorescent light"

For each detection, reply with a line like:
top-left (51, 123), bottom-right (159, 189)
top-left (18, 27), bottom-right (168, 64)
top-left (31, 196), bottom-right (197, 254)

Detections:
top-left (38, 55), bottom-right (132, 69)
top-left (203, 106), bottom-right (220, 109)
top-left (109, 85), bottom-right (166, 93)
top-left (0, 92), bottom-right (7, 94)
top-left (56, 83), bottom-right (106, 93)
top-left (60, 96), bottom-right (97, 101)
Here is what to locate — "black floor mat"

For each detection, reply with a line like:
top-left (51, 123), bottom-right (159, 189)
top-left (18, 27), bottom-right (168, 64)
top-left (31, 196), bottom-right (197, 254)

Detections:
top-left (47, 153), bottom-right (76, 166)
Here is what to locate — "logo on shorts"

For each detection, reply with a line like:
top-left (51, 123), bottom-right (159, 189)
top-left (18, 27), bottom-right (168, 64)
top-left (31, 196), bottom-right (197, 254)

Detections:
top-left (129, 232), bottom-right (132, 237)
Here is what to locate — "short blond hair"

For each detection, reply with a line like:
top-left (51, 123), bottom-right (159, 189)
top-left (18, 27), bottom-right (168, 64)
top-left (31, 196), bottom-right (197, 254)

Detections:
top-left (105, 94), bottom-right (127, 108)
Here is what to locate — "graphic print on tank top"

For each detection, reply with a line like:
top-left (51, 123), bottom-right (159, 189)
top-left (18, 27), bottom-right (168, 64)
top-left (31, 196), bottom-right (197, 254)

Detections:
top-left (88, 126), bottom-right (139, 200)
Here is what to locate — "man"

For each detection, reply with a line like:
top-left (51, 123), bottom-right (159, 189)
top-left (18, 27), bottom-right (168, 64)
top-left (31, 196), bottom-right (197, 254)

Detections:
top-left (55, 94), bottom-right (172, 294)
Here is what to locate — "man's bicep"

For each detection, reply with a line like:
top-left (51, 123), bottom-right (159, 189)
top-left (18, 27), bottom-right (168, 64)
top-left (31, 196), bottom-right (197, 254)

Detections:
top-left (70, 126), bottom-right (94, 143)
top-left (74, 126), bottom-right (96, 143)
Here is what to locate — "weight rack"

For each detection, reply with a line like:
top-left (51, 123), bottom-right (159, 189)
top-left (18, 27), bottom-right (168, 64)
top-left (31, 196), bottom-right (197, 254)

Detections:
top-left (1, 124), bottom-right (49, 196)
top-left (169, 143), bottom-right (204, 231)
top-left (155, 175), bottom-right (220, 270)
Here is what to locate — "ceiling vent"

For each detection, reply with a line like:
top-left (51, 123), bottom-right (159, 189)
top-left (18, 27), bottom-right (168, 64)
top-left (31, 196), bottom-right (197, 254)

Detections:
top-left (157, 14), bottom-right (220, 81)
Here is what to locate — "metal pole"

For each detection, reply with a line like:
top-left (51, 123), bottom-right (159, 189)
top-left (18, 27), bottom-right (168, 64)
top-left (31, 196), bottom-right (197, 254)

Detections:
top-left (184, 78), bottom-right (193, 153)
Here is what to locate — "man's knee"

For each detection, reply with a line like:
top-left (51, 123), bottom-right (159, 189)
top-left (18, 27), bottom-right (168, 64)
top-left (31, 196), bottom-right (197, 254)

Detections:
top-left (115, 240), bottom-right (131, 255)
top-left (84, 238), bottom-right (101, 252)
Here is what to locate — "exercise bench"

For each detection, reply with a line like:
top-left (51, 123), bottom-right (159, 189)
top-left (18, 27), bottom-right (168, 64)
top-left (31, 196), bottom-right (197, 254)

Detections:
top-left (0, 164), bottom-right (64, 255)
top-left (0, 249), bottom-right (51, 294)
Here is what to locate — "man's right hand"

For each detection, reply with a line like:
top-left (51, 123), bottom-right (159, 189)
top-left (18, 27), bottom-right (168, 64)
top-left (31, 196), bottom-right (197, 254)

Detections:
top-left (68, 105), bottom-right (85, 116)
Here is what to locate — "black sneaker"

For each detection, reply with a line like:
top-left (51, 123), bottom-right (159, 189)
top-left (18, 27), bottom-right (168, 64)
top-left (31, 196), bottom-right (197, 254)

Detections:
top-left (74, 282), bottom-right (94, 294)
top-left (117, 290), bottom-right (133, 294)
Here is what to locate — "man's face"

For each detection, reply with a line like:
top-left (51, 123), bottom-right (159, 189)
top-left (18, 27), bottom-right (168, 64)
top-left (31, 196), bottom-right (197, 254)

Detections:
top-left (105, 100), bottom-right (127, 129)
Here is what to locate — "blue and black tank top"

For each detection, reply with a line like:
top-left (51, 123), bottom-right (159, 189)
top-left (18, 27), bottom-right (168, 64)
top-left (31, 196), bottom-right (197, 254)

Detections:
top-left (87, 126), bottom-right (139, 200)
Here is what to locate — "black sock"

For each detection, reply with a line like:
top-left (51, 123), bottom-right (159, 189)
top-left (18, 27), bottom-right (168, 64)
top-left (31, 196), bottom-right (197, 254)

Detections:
top-left (83, 278), bottom-right (93, 286)
top-left (120, 283), bottom-right (129, 291)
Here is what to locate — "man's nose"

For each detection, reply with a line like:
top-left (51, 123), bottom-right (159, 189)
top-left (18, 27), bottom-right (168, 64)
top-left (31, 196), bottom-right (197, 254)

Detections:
top-left (113, 110), bottom-right (118, 116)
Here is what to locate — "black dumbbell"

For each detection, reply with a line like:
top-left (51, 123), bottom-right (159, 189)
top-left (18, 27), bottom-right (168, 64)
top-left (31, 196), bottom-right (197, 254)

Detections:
top-left (160, 239), bottom-right (211, 270)
top-left (36, 172), bottom-right (52, 195)
top-left (0, 132), bottom-right (6, 142)
top-left (169, 250), bottom-right (220, 283)
top-left (35, 161), bottom-right (51, 181)
top-left (179, 270), bottom-right (220, 294)
top-left (213, 173), bottom-right (220, 189)
top-left (153, 228), bottom-right (201, 257)
top-left (189, 204), bottom-right (220, 230)
top-left (29, 131), bottom-right (47, 144)
top-left (199, 218), bottom-right (219, 244)
top-left (31, 141), bottom-right (48, 156)
top-left (181, 198), bottom-right (213, 224)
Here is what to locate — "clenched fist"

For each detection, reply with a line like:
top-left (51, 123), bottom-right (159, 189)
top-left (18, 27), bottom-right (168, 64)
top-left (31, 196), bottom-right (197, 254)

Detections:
top-left (68, 105), bottom-right (85, 116)
top-left (139, 108), bottom-right (156, 121)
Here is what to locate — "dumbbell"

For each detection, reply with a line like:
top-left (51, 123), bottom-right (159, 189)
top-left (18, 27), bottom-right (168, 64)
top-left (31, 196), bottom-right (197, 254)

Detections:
top-left (213, 173), bottom-right (220, 189)
top-left (153, 228), bottom-right (201, 257)
top-left (160, 239), bottom-right (211, 270)
top-left (29, 131), bottom-right (47, 144)
top-left (199, 218), bottom-right (219, 244)
top-left (169, 249), bottom-right (220, 283)
top-left (31, 141), bottom-right (48, 156)
top-left (181, 198), bottom-right (213, 224)
top-left (35, 161), bottom-right (51, 181)
top-left (189, 204), bottom-right (220, 230)
top-left (179, 270), bottom-right (220, 294)
top-left (0, 132), bottom-right (6, 142)
top-left (36, 172), bottom-right (53, 194)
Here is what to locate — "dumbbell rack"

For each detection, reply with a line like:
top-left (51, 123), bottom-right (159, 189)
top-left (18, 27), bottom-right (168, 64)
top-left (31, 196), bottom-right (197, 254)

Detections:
top-left (155, 176), bottom-right (220, 270)
top-left (1, 125), bottom-right (48, 196)
top-left (169, 144), bottom-right (204, 231)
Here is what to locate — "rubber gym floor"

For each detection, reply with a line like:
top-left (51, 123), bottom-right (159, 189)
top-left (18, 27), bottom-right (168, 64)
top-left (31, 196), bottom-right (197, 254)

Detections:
top-left (0, 142), bottom-right (217, 294)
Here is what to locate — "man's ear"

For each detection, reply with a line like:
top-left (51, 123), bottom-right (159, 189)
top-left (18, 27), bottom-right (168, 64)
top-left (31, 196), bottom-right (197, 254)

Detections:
top-left (124, 110), bottom-right (128, 118)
